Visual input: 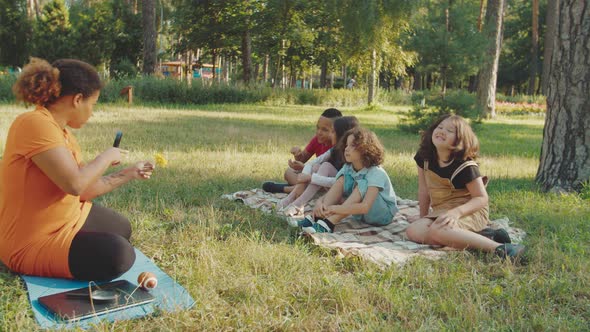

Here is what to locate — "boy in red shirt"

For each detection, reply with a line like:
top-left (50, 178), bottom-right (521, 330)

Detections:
top-left (263, 108), bottom-right (342, 193)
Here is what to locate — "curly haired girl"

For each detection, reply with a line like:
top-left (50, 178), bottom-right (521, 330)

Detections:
top-left (300, 127), bottom-right (398, 233)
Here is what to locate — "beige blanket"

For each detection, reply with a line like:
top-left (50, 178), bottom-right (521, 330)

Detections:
top-left (222, 189), bottom-right (526, 267)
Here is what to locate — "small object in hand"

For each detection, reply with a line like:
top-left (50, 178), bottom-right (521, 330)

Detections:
top-left (154, 153), bottom-right (168, 168)
top-left (137, 272), bottom-right (158, 290)
top-left (113, 131), bottom-right (123, 147)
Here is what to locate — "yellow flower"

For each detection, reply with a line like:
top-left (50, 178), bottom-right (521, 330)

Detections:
top-left (154, 153), bottom-right (168, 168)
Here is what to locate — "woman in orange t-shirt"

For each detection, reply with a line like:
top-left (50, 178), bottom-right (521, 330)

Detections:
top-left (0, 58), bottom-right (154, 281)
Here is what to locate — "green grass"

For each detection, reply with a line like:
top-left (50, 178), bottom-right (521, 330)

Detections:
top-left (0, 103), bottom-right (588, 331)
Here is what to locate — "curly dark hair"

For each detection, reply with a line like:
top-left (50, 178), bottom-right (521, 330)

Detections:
top-left (344, 127), bottom-right (384, 167)
top-left (13, 57), bottom-right (102, 106)
top-left (416, 114), bottom-right (479, 164)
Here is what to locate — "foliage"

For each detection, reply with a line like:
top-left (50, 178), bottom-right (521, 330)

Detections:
top-left (28, 76), bottom-right (411, 106)
top-left (404, 0), bottom-right (486, 89)
top-left (400, 89), bottom-right (479, 133)
top-left (69, 1), bottom-right (116, 66)
top-left (0, 0), bottom-right (30, 67)
top-left (0, 75), bottom-right (16, 102)
top-left (109, 0), bottom-right (143, 78)
top-left (497, 0), bottom-right (547, 94)
top-left (32, 0), bottom-right (74, 61)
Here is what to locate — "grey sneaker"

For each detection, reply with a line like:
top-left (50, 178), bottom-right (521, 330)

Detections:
top-left (288, 215), bottom-right (314, 228)
top-left (495, 243), bottom-right (526, 263)
top-left (302, 220), bottom-right (332, 234)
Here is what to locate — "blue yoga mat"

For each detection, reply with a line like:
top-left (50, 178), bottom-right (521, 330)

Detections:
top-left (21, 248), bottom-right (195, 329)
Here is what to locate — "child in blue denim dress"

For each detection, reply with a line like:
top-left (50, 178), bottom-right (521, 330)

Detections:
top-left (300, 127), bottom-right (398, 234)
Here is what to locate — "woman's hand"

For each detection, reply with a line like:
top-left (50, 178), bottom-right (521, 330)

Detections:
top-left (296, 173), bottom-right (311, 184)
top-left (103, 147), bottom-right (128, 166)
top-left (288, 159), bottom-right (305, 171)
top-left (434, 209), bottom-right (461, 228)
top-left (125, 161), bottom-right (155, 180)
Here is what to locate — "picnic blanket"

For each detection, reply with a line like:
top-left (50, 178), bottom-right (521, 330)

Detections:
top-left (222, 188), bottom-right (527, 267)
top-left (22, 248), bottom-right (195, 329)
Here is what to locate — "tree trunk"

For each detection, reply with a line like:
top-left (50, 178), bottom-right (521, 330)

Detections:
top-left (142, 0), bottom-right (157, 75)
top-left (320, 60), bottom-right (328, 88)
top-left (368, 48), bottom-right (377, 104)
top-left (413, 71), bottom-right (422, 90)
top-left (541, 0), bottom-right (559, 95)
top-left (476, 0), bottom-right (505, 119)
top-left (536, 0), bottom-right (590, 192)
top-left (263, 54), bottom-right (269, 84)
top-left (527, 0), bottom-right (539, 95)
top-left (477, 0), bottom-right (486, 31)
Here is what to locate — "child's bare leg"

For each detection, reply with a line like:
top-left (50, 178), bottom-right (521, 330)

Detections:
top-left (284, 168), bottom-right (299, 185)
top-left (291, 163), bottom-right (337, 208)
top-left (325, 186), bottom-right (363, 225)
top-left (405, 218), bottom-right (443, 245)
top-left (428, 223), bottom-right (499, 251)
top-left (406, 218), bottom-right (499, 251)
top-left (278, 182), bottom-right (306, 209)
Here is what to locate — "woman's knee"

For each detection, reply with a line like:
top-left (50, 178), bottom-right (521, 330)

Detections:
top-left (108, 235), bottom-right (135, 276)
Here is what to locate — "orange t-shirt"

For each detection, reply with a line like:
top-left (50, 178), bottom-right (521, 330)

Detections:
top-left (0, 106), bottom-right (92, 278)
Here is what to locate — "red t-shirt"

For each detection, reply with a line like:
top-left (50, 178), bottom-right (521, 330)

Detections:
top-left (305, 135), bottom-right (332, 157)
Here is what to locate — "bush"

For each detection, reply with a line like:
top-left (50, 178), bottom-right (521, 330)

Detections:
top-left (496, 101), bottom-right (546, 116)
top-left (0, 75), bottom-right (16, 102)
top-left (496, 92), bottom-right (546, 105)
top-left (400, 90), bottom-right (479, 133)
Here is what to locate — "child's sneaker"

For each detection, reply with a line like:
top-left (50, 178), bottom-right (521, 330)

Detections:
top-left (302, 219), bottom-right (332, 234)
top-left (495, 243), bottom-right (526, 263)
top-left (478, 228), bottom-right (511, 244)
top-left (287, 215), bottom-right (314, 228)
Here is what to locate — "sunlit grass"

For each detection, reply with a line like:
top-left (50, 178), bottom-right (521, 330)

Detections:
top-left (0, 103), bottom-right (588, 330)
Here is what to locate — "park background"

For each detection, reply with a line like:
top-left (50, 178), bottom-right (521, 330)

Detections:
top-left (0, 0), bottom-right (589, 330)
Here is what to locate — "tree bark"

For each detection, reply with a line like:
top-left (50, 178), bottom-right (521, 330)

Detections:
top-left (541, 0), bottom-right (559, 95)
top-left (142, 0), bottom-right (157, 75)
top-left (536, 0), bottom-right (590, 192)
top-left (240, 29), bottom-right (252, 85)
top-left (477, 0), bottom-right (486, 31)
top-left (527, 0), bottom-right (539, 95)
top-left (320, 60), bottom-right (328, 88)
top-left (476, 0), bottom-right (505, 119)
top-left (263, 54), bottom-right (269, 84)
top-left (368, 48), bottom-right (377, 104)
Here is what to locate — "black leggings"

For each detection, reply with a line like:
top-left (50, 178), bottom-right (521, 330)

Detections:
top-left (68, 204), bottom-right (136, 281)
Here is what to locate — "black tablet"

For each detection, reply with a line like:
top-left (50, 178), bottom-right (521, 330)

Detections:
top-left (38, 279), bottom-right (155, 322)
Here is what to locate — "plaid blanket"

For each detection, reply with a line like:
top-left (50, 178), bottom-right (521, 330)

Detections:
top-left (222, 189), bottom-right (527, 267)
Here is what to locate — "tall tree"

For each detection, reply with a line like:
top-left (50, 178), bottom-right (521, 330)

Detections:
top-left (476, 0), bottom-right (504, 118)
top-left (110, 0), bottom-right (143, 78)
top-left (541, 0), bottom-right (558, 95)
top-left (405, 0), bottom-right (486, 94)
top-left (32, 0), bottom-right (73, 61)
top-left (0, 0), bottom-right (31, 66)
top-left (70, 1), bottom-right (115, 66)
top-left (536, 0), bottom-right (589, 192)
top-left (339, 0), bottom-right (414, 104)
top-left (527, 0), bottom-right (539, 95)
top-left (142, 0), bottom-right (157, 74)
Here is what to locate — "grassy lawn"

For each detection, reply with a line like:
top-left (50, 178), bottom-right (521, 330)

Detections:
top-left (0, 103), bottom-right (588, 331)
